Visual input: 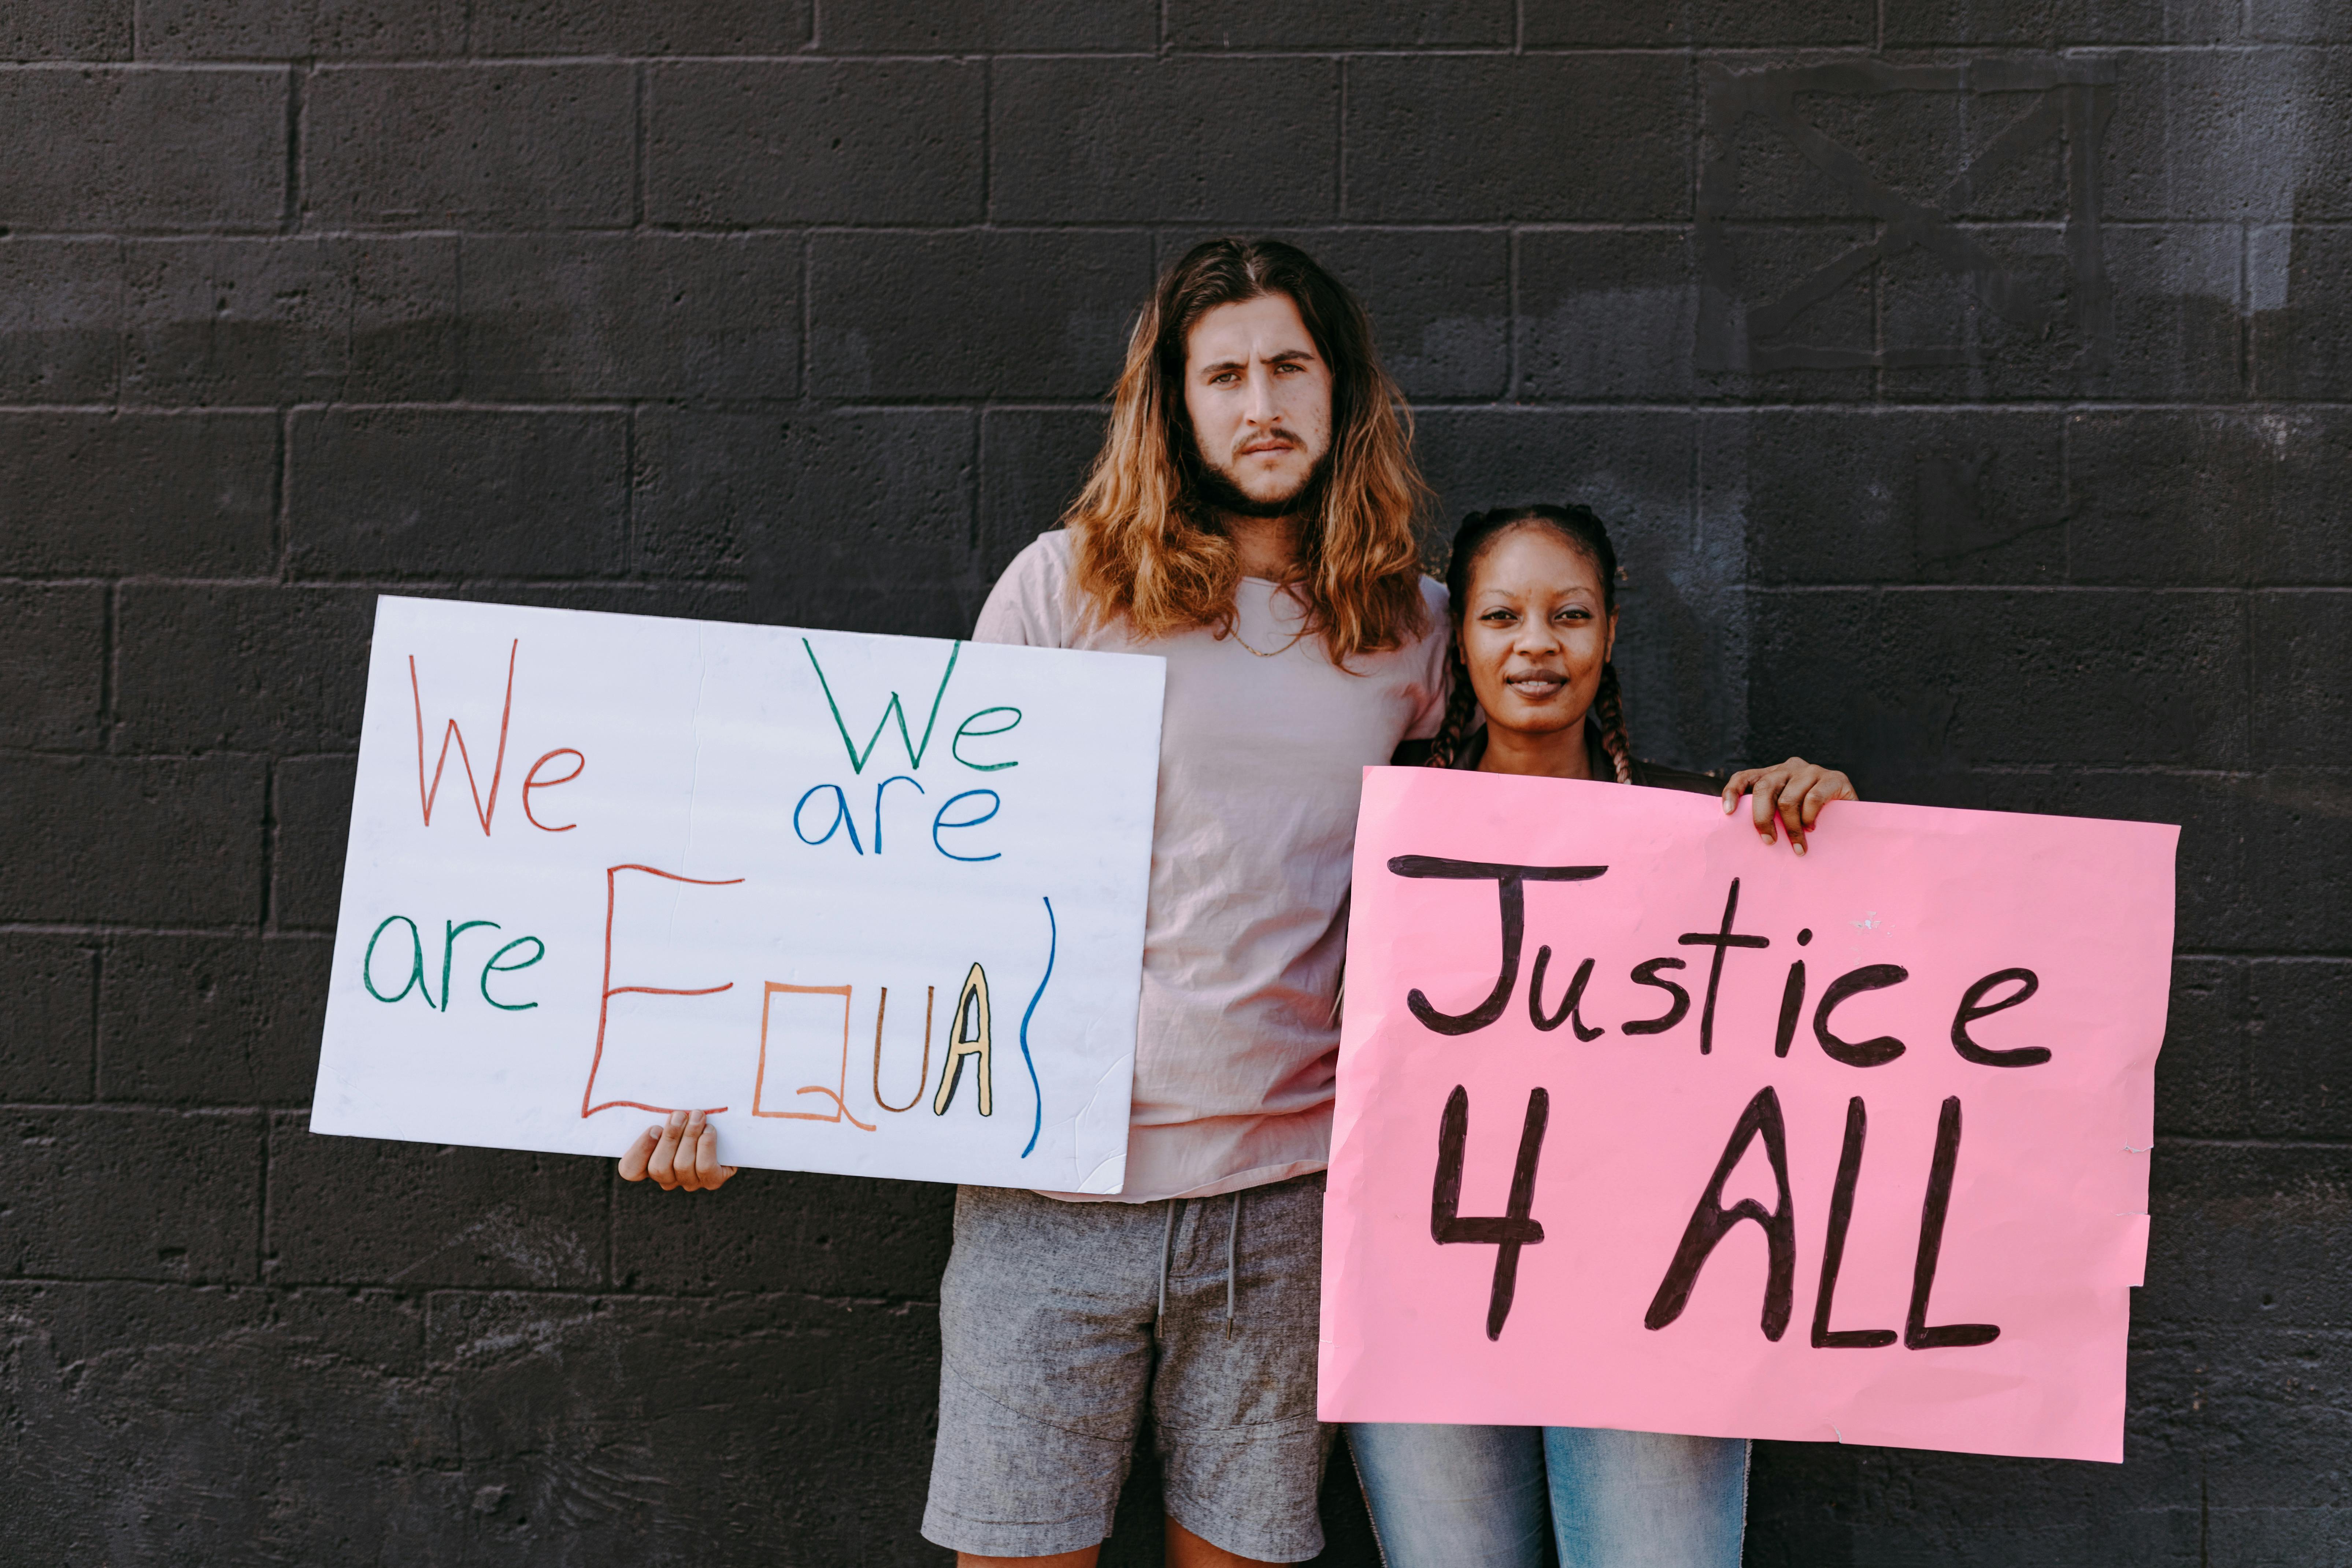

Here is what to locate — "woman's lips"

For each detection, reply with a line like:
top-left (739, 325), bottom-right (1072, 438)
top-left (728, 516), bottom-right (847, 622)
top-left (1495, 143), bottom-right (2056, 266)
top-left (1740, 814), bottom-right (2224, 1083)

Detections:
top-left (1505, 673), bottom-right (1566, 698)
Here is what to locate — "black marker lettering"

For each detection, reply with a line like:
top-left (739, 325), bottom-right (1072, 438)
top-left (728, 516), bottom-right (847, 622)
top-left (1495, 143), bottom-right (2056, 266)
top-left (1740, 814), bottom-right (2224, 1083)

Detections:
top-left (1773, 960), bottom-right (1806, 1058)
top-left (1811, 1097), bottom-right (1898, 1348)
top-left (1389, 857), bottom-right (1607, 1036)
top-left (1677, 879), bottom-right (1771, 1054)
top-left (1529, 949), bottom-right (1604, 1039)
top-left (1951, 968), bottom-right (2050, 1068)
top-left (1644, 1086), bottom-right (1797, 1341)
top-left (1621, 957), bottom-right (1691, 1036)
top-left (1431, 1085), bottom-right (1551, 1340)
top-left (1813, 963), bottom-right (1911, 1067)
top-left (1906, 1096), bottom-right (2001, 1349)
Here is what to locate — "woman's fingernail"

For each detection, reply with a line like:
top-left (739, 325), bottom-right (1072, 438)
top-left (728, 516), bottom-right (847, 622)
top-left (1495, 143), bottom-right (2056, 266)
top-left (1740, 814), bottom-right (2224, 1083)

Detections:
top-left (1793, 841), bottom-right (1806, 856)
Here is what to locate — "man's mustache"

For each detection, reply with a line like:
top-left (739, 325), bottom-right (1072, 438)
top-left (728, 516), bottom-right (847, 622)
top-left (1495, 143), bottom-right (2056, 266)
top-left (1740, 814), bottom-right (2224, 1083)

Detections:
top-left (1229, 430), bottom-right (1303, 460)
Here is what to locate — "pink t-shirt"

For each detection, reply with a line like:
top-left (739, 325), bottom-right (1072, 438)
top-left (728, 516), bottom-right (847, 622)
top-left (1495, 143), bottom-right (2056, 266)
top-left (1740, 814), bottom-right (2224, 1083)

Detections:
top-left (974, 531), bottom-right (1451, 1201)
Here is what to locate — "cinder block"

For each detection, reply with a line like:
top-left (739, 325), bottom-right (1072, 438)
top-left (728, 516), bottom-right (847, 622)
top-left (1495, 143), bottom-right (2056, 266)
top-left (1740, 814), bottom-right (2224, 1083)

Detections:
top-left (2143, 1142), bottom-right (2352, 1326)
top-left (821, 0), bottom-right (1152, 49)
top-left (2255, 225), bottom-right (2352, 399)
top-left (2248, 0), bottom-right (2352, 41)
top-left (0, 1108), bottom-right (260, 1281)
top-left (0, 585), bottom-right (105, 749)
top-left (0, 413), bottom-right (276, 576)
top-left (114, 586), bottom-right (375, 755)
top-left (1748, 589), bottom-right (2250, 771)
top-left (288, 409), bottom-right (627, 579)
top-left (747, 407), bottom-right (975, 638)
top-left (1170, 0), bottom-right (1510, 47)
top-left (135, 0), bottom-right (463, 57)
top-left (304, 64), bottom-right (632, 230)
top-left (460, 234), bottom-right (799, 401)
top-left (2251, 593), bottom-right (2352, 768)
top-left (0, 938), bottom-right (95, 1102)
top-left (267, 1114), bottom-right (607, 1287)
top-left (3, 0), bottom-right (130, 58)
top-left (0, 65), bottom-right (282, 230)
top-left (2100, 49), bottom-right (2352, 222)
top-left (0, 756), bottom-right (264, 927)
top-left (2069, 409), bottom-right (2352, 587)
top-left (2230, 776), bottom-right (2342, 949)
top-left (1885, 0), bottom-right (2239, 45)
top-left (632, 408), bottom-right (781, 581)
top-left (2092, 224), bottom-right (2245, 402)
top-left (809, 230), bottom-right (1149, 400)
top-left (123, 236), bottom-right (459, 405)
top-left (1693, 222), bottom-right (1878, 405)
top-left (991, 57), bottom-right (1337, 224)
top-left (271, 756), bottom-right (355, 933)
top-left (98, 935), bottom-right (328, 1105)
top-left (645, 61), bottom-right (984, 226)
top-left (1710, 409), bottom-right (2066, 586)
top-left (470, 0), bottom-right (808, 55)
top-left (0, 240), bottom-right (120, 401)
top-left (1153, 227), bottom-right (1510, 401)
top-left (2156, 959), bottom-right (2247, 1138)
top-left (1346, 55), bottom-right (1688, 222)
top-left (2246, 959), bottom-right (2352, 1138)
top-left (611, 1168), bottom-right (952, 1298)
top-left (979, 408), bottom-right (1105, 583)
top-left (433, 1290), bottom-right (942, 1563)
top-left (1519, 230), bottom-right (1694, 401)
top-left (1528, 0), bottom-right (1870, 44)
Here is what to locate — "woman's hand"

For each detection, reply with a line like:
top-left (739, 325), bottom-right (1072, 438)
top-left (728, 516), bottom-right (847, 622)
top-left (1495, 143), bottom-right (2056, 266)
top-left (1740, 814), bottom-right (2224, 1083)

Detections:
top-left (1720, 757), bottom-right (1858, 856)
top-left (618, 1109), bottom-right (738, 1192)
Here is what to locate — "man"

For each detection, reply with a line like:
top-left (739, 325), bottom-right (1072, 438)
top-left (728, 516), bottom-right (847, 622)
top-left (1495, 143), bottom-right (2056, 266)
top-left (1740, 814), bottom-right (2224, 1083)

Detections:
top-left (626, 238), bottom-right (1449, 1566)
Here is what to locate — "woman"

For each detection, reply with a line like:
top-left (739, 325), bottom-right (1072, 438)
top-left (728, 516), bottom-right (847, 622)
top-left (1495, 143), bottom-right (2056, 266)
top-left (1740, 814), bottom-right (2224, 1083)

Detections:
top-left (1353, 504), bottom-right (1856, 1568)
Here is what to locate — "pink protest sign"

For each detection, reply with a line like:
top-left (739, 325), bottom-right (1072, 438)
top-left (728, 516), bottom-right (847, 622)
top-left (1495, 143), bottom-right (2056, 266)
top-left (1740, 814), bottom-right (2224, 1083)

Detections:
top-left (1322, 768), bottom-right (2175, 1463)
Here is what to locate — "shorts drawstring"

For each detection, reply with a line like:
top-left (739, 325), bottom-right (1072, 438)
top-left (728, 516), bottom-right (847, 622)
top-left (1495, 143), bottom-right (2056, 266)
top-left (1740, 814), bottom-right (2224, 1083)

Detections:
top-left (1155, 1189), bottom-right (1247, 1337)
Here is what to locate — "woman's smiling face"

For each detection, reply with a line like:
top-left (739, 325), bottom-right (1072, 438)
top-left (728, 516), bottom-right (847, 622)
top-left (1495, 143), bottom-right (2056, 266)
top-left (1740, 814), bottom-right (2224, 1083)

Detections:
top-left (1459, 524), bottom-right (1617, 743)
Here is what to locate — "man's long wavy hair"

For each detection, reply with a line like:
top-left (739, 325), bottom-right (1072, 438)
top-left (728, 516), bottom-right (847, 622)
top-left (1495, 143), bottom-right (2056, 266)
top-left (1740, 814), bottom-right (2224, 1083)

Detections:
top-left (1063, 237), bottom-right (1431, 666)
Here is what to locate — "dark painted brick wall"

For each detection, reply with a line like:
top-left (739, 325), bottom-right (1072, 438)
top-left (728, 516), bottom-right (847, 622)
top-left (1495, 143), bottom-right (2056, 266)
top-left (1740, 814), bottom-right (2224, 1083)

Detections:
top-left (0, 4), bottom-right (2344, 1564)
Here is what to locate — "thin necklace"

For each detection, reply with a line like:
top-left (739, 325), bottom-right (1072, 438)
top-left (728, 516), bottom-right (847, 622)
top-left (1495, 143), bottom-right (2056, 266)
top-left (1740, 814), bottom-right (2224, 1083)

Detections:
top-left (1227, 583), bottom-right (1310, 657)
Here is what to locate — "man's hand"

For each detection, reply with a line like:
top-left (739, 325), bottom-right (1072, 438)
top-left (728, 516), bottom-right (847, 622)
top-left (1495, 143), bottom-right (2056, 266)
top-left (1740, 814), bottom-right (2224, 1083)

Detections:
top-left (618, 1109), bottom-right (738, 1192)
top-left (1720, 757), bottom-right (1858, 857)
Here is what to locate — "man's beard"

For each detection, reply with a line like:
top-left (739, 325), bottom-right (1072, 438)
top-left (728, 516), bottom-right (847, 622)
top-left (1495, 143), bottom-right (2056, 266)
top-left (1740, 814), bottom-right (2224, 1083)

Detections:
top-left (1190, 444), bottom-right (1331, 521)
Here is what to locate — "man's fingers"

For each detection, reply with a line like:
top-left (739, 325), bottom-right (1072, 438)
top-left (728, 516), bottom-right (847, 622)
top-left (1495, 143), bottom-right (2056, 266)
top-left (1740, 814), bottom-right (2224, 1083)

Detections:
top-left (618, 1126), bottom-right (658, 1183)
top-left (694, 1116), bottom-right (724, 1190)
top-left (677, 1111), bottom-right (708, 1191)
top-left (647, 1109), bottom-right (686, 1190)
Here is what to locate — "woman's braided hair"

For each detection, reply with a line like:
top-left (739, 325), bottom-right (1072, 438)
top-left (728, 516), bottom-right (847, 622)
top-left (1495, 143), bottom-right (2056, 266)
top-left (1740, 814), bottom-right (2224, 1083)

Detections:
top-left (1424, 503), bottom-right (1633, 783)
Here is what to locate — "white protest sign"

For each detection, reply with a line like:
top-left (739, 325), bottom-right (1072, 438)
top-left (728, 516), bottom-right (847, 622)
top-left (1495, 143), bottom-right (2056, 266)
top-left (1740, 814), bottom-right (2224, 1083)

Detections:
top-left (312, 596), bottom-right (1164, 1193)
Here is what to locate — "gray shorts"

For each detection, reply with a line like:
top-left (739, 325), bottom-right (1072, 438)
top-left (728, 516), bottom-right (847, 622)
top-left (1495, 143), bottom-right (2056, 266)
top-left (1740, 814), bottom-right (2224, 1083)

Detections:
top-left (922, 1173), bottom-right (1332, 1561)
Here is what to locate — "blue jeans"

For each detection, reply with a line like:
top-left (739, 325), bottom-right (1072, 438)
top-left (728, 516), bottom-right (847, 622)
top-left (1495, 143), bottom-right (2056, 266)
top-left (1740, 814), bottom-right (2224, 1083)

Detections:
top-left (1347, 1423), bottom-right (1748, 1568)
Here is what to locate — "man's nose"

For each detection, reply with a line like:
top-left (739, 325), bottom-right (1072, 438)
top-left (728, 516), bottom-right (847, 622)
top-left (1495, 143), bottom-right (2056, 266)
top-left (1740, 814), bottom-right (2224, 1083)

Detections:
top-left (1243, 364), bottom-right (1279, 422)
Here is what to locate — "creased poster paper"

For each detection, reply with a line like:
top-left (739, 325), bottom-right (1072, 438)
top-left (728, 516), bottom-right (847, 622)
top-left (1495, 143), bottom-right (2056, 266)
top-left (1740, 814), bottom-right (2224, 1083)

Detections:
top-left (1322, 768), bottom-right (2174, 1461)
top-left (313, 596), bottom-right (1163, 1193)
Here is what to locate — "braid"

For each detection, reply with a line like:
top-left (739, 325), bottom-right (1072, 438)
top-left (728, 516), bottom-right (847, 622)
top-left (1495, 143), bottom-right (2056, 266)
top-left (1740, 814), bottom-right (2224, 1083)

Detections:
top-left (1592, 660), bottom-right (1633, 784)
top-left (1426, 637), bottom-right (1479, 768)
